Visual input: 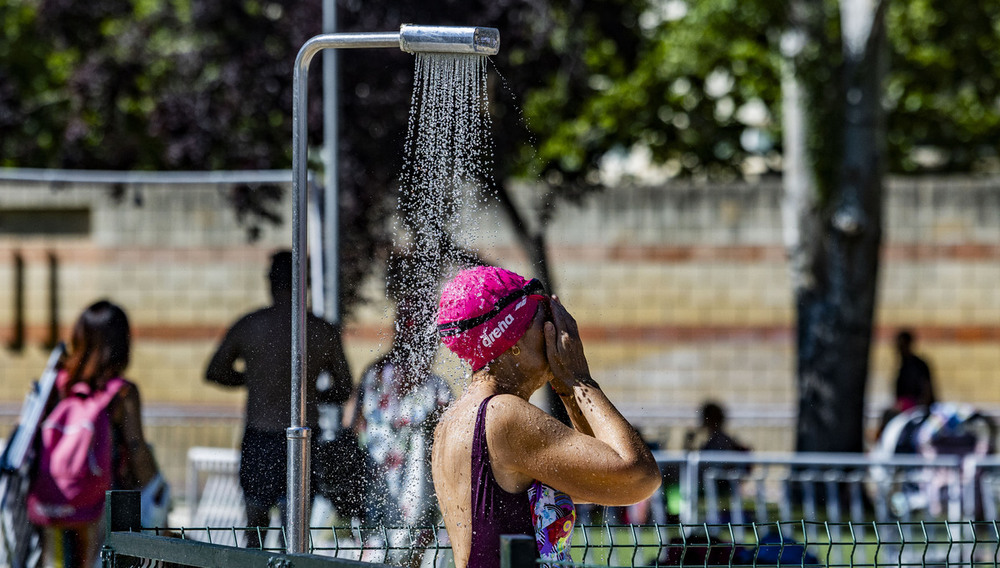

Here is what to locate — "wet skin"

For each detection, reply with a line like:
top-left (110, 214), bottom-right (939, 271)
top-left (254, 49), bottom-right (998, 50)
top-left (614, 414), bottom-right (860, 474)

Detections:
top-left (431, 296), bottom-right (661, 568)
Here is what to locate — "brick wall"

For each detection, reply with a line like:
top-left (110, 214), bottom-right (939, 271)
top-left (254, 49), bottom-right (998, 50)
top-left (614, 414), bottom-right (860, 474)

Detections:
top-left (519, 179), bottom-right (997, 446)
top-left (1, 175), bottom-right (998, 489)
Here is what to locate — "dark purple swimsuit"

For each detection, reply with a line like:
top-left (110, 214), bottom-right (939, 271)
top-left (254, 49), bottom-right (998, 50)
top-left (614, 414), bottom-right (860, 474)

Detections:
top-left (467, 395), bottom-right (536, 568)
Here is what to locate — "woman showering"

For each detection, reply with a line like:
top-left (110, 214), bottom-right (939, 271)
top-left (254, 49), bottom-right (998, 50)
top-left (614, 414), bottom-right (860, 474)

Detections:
top-left (432, 266), bottom-right (661, 568)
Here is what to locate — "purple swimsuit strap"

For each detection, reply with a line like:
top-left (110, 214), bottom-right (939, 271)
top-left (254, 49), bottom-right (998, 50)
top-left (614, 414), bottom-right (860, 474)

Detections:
top-left (467, 394), bottom-right (535, 568)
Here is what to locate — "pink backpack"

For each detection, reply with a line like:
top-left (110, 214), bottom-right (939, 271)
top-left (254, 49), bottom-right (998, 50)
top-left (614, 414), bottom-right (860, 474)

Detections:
top-left (27, 373), bottom-right (125, 526)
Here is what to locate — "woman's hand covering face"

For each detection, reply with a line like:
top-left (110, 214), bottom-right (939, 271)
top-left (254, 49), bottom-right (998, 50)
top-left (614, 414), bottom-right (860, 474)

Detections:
top-left (544, 296), bottom-right (592, 396)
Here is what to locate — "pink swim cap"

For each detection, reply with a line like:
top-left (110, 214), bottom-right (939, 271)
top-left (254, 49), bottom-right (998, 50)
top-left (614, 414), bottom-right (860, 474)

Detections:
top-left (436, 266), bottom-right (545, 370)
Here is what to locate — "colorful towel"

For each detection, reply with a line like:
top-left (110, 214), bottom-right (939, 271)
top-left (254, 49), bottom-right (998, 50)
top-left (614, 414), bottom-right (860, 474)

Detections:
top-left (528, 481), bottom-right (576, 567)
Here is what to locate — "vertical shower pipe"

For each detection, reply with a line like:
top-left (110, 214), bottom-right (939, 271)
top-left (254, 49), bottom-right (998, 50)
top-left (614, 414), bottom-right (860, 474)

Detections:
top-left (290, 25), bottom-right (499, 554)
top-left (321, 0), bottom-right (338, 323)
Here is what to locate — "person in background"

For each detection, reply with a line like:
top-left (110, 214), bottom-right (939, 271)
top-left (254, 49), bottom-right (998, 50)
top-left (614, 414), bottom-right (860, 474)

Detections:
top-left (432, 266), bottom-right (661, 568)
top-left (346, 259), bottom-right (452, 566)
top-left (205, 250), bottom-right (352, 548)
top-left (30, 300), bottom-right (162, 568)
top-left (893, 329), bottom-right (936, 412)
top-left (685, 401), bottom-right (751, 455)
top-left (684, 401), bottom-right (751, 508)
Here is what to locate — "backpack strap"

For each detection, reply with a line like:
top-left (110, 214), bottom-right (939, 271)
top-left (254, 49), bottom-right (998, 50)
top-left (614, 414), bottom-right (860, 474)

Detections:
top-left (89, 377), bottom-right (127, 409)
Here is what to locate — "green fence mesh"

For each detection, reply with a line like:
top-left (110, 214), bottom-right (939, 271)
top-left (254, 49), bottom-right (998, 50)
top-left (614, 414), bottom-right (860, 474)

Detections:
top-left (142, 521), bottom-right (1000, 567)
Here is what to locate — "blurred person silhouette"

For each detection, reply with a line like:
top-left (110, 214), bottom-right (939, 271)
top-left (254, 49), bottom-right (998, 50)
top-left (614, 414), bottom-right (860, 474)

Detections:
top-left (893, 329), bottom-right (936, 412)
top-left (701, 402), bottom-right (750, 452)
top-left (28, 300), bottom-right (164, 568)
top-left (688, 401), bottom-right (751, 455)
top-left (205, 250), bottom-right (352, 549)
top-left (344, 256), bottom-right (452, 565)
top-left (684, 401), bottom-right (750, 512)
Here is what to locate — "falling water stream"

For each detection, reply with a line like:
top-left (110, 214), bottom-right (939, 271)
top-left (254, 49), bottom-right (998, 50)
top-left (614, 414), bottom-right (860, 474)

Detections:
top-left (391, 52), bottom-right (497, 373)
top-left (338, 53), bottom-right (499, 559)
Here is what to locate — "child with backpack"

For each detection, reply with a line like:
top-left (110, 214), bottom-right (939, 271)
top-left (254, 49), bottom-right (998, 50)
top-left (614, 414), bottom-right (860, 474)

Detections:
top-left (27, 300), bottom-right (165, 568)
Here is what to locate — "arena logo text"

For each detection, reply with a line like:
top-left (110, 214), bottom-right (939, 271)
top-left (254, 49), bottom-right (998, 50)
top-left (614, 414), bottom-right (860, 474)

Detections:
top-left (481, 297), bottom-right (529, 347)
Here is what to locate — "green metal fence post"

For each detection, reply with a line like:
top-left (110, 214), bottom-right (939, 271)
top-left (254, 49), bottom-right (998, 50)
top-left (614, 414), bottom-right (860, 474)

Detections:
top-left (106, 490), bottom-right (141, 533)
top-left (103, 490), bottom-right (141, 568)
top-left (500, 534), bottom-right (535, 568)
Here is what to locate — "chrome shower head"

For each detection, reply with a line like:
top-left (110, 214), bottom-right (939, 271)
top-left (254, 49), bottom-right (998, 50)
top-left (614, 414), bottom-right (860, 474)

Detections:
top-left (399, 24), bottom-right (500, 55)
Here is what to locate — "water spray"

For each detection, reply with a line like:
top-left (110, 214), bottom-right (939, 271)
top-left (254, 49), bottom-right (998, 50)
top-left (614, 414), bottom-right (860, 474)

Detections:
top-left (288, 24), bottom-right (499, 554)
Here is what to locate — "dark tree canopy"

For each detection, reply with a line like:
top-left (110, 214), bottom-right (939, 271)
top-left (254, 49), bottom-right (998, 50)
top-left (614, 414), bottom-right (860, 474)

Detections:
top-left (6, 0), bottom-right (1000, 175)
top-left (884, 1), bottom-right (1000, 172)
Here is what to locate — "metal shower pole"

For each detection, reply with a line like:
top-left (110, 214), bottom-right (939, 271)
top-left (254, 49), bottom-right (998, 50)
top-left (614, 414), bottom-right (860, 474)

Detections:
top-left (288, 25), bottom-right (499, 554)
top-left (321, 0), bottom-right (339, 324)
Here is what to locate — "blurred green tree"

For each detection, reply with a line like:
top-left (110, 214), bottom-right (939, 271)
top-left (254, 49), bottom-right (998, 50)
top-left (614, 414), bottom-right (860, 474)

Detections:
top-left (516, 0), bottom-right (1000, 181)
top-left (0, 0), bottom-right (183, 168)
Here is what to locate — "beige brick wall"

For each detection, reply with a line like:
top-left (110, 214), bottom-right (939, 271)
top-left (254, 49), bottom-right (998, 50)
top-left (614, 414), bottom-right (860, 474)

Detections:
top-left (2, 175), bottom-right (998, 478)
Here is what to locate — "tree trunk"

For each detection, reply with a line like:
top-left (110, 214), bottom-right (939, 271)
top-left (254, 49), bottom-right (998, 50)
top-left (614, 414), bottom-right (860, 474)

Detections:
top-left (495, 183), bottom-right (556, 292)
top-left (495, 182), bottom-right (570, 424)
top-left (784, 0), bottom-right (886, 453)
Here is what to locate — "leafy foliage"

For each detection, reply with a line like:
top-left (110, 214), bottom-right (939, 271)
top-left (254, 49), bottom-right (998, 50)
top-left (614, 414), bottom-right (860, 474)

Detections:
top-left (885, 0), bottom-right (1000, 172)
top-left (521, 0), bottom-right (785, 186)
top-left (519, 0), bottom-right (1000, 183)
top-left (5, 0), bottom-right (1000, 175)
top-left (3, 0), bottom-right (1000, 313)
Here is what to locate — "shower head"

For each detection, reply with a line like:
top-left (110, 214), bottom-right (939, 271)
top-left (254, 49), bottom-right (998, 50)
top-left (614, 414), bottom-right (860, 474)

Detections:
top-left (399, 24), bottom-right (500, 55)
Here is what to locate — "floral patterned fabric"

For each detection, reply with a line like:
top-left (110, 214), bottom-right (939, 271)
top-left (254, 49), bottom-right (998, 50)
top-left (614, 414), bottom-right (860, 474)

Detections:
top-left (358, 360), bottom-right (452, 525)
top-left (527, 480), bottom-right (576, 567)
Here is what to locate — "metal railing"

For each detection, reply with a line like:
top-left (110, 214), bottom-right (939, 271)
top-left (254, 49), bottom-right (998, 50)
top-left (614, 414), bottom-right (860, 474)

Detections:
top-left (556, 521), bottom-right (1000, 567)
top-left (155, 449), bottom-right (1000, 567)
top-left (653, 451), bottom-right (1000, 525)
top-left (144, 524), bottom-right (453, 565)
top-left (184, 448), bottom-right (1000, 532)
top-left (102, 491), bottom-right (397, 568)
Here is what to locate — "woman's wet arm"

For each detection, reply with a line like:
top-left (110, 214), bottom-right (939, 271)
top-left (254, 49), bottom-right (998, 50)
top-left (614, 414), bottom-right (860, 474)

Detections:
top-left (540, 299), bottom-right (660, 499)
top-left (492, 395), bottom-right (660, 506)
top-left (556, 388), bottom-right (595, 437)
